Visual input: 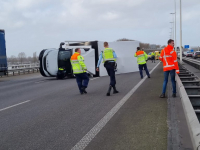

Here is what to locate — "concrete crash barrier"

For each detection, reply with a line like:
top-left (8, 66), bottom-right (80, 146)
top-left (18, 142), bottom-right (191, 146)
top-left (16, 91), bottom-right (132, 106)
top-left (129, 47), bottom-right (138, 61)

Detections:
top-left (176, 74), bottom-right (200, 149)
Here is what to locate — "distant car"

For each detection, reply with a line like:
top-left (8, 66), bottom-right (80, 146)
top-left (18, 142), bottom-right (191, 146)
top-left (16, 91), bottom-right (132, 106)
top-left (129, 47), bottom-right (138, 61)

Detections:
top-left (155, 51), bottom-right (160, 60)
top-left (183, 51), bottom-right (188, 56)
top-left (192, 51), bottom-right (200, 59)
top-left (185, 51), bottom-right (193, 57)
top-left (177, 51), bottom-right (184, 57)
top-left (148, 52), bottom-right (152, 60)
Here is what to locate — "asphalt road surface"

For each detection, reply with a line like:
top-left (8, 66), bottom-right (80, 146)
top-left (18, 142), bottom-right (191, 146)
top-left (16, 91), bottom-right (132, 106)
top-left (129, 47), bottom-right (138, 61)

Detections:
top-left (0, 61), bottom-right (160, 150)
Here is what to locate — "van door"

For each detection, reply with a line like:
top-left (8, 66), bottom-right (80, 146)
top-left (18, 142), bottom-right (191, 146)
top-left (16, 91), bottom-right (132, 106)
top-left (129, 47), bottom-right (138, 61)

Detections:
top-left (58, 50), bottom-right (72, 75)
top-left (81, 48), bottom-right (96, 75)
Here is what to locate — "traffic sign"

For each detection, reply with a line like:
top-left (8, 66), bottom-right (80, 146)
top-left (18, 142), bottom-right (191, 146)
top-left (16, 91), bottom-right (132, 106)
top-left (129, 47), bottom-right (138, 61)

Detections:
top-left (184, 45), bottom-right (189, 48)
top-left (190, 49), bottom-right (194, 52)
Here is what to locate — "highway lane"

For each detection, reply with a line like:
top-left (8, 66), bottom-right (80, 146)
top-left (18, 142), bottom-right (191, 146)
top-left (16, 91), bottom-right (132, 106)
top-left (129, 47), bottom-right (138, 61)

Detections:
top-left (0, 62), bottom-right (159, 150)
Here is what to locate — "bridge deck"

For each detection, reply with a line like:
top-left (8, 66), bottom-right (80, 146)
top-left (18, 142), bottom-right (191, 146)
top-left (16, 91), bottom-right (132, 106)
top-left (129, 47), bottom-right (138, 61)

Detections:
top-left (0, 61), bottom-right (193, 150)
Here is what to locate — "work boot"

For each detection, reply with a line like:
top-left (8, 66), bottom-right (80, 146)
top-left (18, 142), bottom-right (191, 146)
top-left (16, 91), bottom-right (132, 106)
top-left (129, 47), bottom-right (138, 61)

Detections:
top-left (113, 86), bottom-right (119, 94)
top-left (160, 93), bottom-right (165, 98)
top-left (172, 93), bottom-right (176, 97)
top-left (106, 85), bottom-right (112, 96)
top-left (81, 87), bottom-right (87, 94)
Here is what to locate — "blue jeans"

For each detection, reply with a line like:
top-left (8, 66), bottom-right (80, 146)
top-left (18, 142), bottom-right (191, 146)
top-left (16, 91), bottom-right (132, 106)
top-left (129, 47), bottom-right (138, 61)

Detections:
top-left (162, 70), bottom-right (176, 94)
top-left (139, 64), bottom-right (150, 78)
top-left (75, 73), bottom-right (89, 93)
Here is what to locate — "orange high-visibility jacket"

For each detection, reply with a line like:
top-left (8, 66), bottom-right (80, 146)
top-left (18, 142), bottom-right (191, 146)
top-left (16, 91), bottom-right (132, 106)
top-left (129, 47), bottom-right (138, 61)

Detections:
top-left (159, 45), bottom-right (179, 74)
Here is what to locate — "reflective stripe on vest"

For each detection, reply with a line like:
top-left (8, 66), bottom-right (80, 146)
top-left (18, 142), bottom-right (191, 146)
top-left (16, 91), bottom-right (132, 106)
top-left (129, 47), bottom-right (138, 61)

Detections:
top-left (163, 49), bottom-right (175, 68)
top-left (137, 54), bottom-right (145, 57)
top-left (164, 64), bottom-right (175, 68)
top-left (163, 55), bottom-right (172, 58)
top-left (138, 60), bottom-right (146, 63)
top-left (71, 60), bottom-right (84, 73)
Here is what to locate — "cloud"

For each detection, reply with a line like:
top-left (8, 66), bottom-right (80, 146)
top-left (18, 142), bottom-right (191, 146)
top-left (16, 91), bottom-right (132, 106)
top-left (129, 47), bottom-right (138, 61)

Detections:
top-left (0, 0), bottom-right (200, 57)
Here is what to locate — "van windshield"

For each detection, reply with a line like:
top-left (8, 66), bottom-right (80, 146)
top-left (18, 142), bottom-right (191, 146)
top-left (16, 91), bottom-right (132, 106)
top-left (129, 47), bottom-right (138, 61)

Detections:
top-left (196, 52), bottom-right (200, 55)
top-left (58, 51), bottom-right (71, 61)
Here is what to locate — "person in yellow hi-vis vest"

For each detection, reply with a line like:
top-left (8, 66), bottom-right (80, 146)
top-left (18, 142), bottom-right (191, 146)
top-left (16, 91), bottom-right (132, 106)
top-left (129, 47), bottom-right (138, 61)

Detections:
top-left (96, 42), bottom-right (119, 96)
top-left (70, 48), bottom-right (89, 94)
top-left (134, 47), bottom-right (150, 79)
top-left (151, 51), bottom-right (156, 63)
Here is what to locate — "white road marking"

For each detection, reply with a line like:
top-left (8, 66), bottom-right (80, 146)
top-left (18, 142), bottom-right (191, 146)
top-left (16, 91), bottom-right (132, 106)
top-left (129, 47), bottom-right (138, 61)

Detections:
top-left (90, 77), bottom-right (100, 81)
top-left (35, 81), bottom-right (45, 84)
top-left (0, 100), bottom-right (31, 112)
top-left (71, 62), bottom-right (161, 150)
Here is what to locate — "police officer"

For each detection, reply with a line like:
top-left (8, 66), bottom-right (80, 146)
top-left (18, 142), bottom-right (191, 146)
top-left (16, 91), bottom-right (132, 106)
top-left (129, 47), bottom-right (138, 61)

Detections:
top-left (70, 48), bottom-right (89, 94)
top-left (135, 47), bottom-right (150, 79)
top-left (96, 42), bottom-right (118, 96)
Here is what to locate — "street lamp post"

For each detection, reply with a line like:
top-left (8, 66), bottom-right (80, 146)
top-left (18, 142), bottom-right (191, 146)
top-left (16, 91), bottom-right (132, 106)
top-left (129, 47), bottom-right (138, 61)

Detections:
top-left (170, 12), bottom-right (176, 51)
top-left (180, 0), bottom-right (183, 64)
top-left (170, 22), bottom-right (174, 40)
top-left (170, 28), bottom-right (173, 39)
top-left (174, 0), bottom-right (177, 52)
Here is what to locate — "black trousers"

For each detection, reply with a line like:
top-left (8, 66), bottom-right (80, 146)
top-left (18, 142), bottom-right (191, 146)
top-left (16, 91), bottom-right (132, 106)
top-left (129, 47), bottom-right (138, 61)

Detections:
top-left (151, 56), bottom-right (155, 62)
top-left (104, 61), bottom-right (116, 86)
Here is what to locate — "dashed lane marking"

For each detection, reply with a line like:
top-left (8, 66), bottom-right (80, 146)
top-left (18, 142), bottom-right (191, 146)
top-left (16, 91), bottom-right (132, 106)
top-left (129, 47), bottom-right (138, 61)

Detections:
top-left (35, 81), bottom-right (45, 84)
top-left (90, 77), bottom-right (100, 81)
top-left (0, 100), bottom-right (31, 112)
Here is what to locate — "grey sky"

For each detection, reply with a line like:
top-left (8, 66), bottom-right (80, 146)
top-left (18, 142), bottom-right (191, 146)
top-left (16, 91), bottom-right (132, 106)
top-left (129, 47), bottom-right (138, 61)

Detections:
top-left (1, 0), bottom-right (200, 57)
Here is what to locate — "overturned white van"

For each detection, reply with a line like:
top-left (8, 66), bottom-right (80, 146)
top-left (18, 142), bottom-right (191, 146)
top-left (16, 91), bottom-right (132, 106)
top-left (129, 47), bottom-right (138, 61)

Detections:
top-left (39, 41), bottom-right (139, 78)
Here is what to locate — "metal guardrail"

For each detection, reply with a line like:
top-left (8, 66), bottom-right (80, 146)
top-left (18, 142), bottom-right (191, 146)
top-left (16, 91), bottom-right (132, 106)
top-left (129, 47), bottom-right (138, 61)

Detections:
top-left (178, 57), bottom-right (200, 70)
top-left (0, 67), bottom-right (40, 77)
top-left (176, 66), bottom-right (200, 149)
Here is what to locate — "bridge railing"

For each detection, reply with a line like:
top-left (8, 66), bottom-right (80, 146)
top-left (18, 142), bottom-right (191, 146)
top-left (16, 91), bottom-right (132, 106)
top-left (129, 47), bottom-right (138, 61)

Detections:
top-left (0, 67), bottom-right (40, 77)
top-left (178, 57), bottom-right (200, 70)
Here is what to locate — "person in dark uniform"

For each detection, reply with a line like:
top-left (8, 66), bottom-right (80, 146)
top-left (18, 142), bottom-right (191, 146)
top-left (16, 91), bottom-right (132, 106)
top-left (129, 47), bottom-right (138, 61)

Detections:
top-left (96, 42), bottom-right (119, 96)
